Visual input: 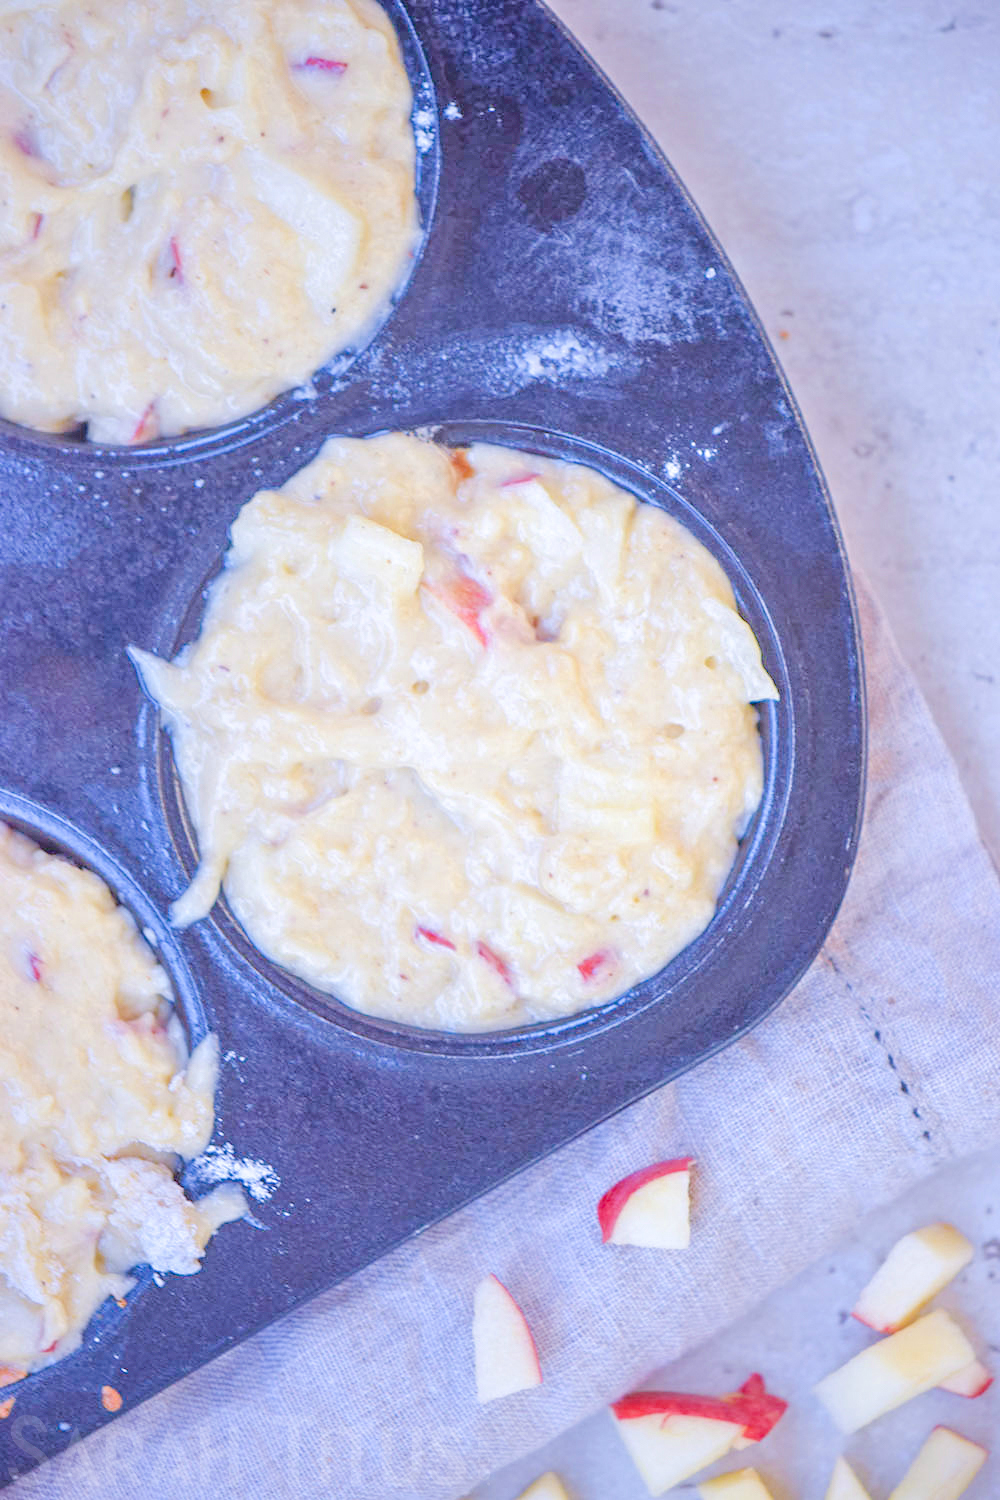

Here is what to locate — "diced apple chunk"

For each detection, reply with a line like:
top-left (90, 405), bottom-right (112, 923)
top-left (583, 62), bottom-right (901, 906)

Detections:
top-left (333, 515), bottom-right (424, 597)
top-left (558, 764), bottom-right (656, 842)
top-left (699, 1468), bottom-right (776, 1500)
top-left (938, 1358), bottom-right (993, 1398)
top-left (613, 1375), bottom-right (786, 1444)
top-left (611, 1411), bottom-right (744, 1497)
top-left (577, 492), bottom-right (632, 600)
top-left (826, 1457), bottom-right (874, 1500)
top-left (246, 150), bottom-right (360, 306)
top-left (852, 1223), bottom-right (974, 1334)
top-left (700, 597), bottom-right (778, 702)
top-left (888, 1426), bottom-right (987, 1500)
top-left (472, 1274), bottom-right (542, 1403)
top-left (598, 1159), bottom-right (692, 1248)
top-left (561, 801), bottom-right (656, 842)
top-left (814, 1309), bottom-right (975, 1434)
top-left (515, 1474), bottom-right (571, 1500)
top-left (507, 480), bottom-right (583, 573)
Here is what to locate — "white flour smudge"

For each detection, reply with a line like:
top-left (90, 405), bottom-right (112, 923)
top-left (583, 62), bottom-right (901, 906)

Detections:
top-left (513, 329), bottom-right (614, 384)
top-left (191, 1143), bottom-right (280, 1203)
top-left (412, 107), bottom-right (435, 154)
top-left (443, 101), bottom-right (462, 121)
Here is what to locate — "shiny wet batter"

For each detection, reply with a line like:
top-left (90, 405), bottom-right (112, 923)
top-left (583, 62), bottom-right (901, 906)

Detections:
top-left (134, 434), bottom-right (778, 1032)
top-left (0, 824), bottom-right (242, 1379)
top-left (0, 0), bottom-right (417, 442)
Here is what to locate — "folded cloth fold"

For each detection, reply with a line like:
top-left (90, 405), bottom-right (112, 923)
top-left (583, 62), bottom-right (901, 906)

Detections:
top-left (10, 580), bottom-right (1000, 1500)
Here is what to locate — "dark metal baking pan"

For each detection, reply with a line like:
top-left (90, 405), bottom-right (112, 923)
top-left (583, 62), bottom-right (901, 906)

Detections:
top-left (0, 0), bottom-right (864, 1483)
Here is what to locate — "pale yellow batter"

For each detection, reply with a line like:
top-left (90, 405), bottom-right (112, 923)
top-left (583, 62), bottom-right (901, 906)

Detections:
top-left (133, 434), bottom-right (778, 1032)
top-left (0, 0), bottom-right (417, 443)
top-left (0, 824), bottom-right (242, 1380)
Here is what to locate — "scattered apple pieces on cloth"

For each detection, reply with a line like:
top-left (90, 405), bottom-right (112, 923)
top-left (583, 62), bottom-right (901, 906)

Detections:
top-left (814, 1309), bottom-right (977, 1434)
top-left (698, 1469), bottom-right (776, 1500)
top-left (937, 1358), bottom-right (992, 1399)
top-left (610, 1375), bottom-right (786, 1493)
top-left (514, 1475), bottom-right (571, 1500)
top-left (887, 1427), bottom-right (987, 1500)
top-left (611, 1411), bottom-right (744, 1497)
top-left (852, 1224), bottom-right (974, 1334)
top-left (10, 588), bottom-right (1000, 1500)
top-left (825, 1458), bottom-right (874, 1500)
top-left (597, 1159), bottom-right (693, 1248)
top-left (473, 1276), bottom-right (542, 1403)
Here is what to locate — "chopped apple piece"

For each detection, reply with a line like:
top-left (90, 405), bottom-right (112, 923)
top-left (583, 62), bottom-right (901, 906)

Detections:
top-left (726, 1373), bottom-right (788, 1443)
top-left (558, 762), bottom-right (657, 842)
top-left (699, 1468), bottom-right (776, 1500)
top-left (612, 1411), bottom-right (744, 1497)
top-left (505, 479), bottom-right (583, 575)
top-left (814, 1309), bottom-right (975, 1433)
top-left (515, 1475), bottom-right (571, 1500)
top-left (246, 150), bottom-right (360, 306)
top-left (425, 572), bottom-right (492, 646)
top-left (614, 1374), bottom-right (786, 1444)
top-left (938, 1358), bottom-right (993, 1397)
top-left (472, 1274), bottom-right (541, 1403)
top-left (888, 1426), bottom-right (987, 1500)
top-left (826, 1457), bottom-right (874, 1500)
top-left (853, 1224), bottom-right (974, 1334)
top-left (598, 1158), bottom-right (693, 1248)
top-left (333, 515), bottom-right (425, 598)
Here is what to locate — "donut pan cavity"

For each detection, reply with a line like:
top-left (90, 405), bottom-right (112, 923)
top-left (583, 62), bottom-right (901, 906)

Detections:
top-left (0, 0), bottom-right (865, 1483)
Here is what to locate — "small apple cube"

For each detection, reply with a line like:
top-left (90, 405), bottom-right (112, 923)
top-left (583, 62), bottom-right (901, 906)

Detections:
top-left (505, 479), bottom-right (583, 575)
top-left (826, 1457), bottom-right (874, 1500)
top-left (699, 1468), bottom-right (776, 1500)
top-left (473, 1274), bottom-right (542, 1403)
top-left (852, 1223), bottom-right (974, 1334)
top-left (333, 515), bottom-right (425, 598)
top-left (247, 150), bottom-right (360, 304)
top-left (888, 1426), bottom-right (987, 1500)
top-left (814, 1309), bottom-right (975, 1433)
top-left (558, 763), bottom-right (657, 843)
top-left (425, 572), bottom-right (492, 646)
top-left (598, 1158), bottom-right (693, 1248)
top-left (515, 1474), bottom-right (571, 1500)
top-left (611, 1411), bottom-right (744, 1497)
top-left (938, 1358), bottom-right (993, 1398)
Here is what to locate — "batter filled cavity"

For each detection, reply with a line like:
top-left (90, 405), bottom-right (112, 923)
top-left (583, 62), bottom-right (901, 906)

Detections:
top-left (0, 0), bottom-right (418, 443)
top-left (0, 825), bottom-right (243, 1380)
top-left (132, 433), bottom-right (778, 1033)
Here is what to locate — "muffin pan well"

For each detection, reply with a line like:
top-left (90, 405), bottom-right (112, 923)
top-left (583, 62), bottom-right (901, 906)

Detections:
top-left (0, 0), bottom-right (864, 1483)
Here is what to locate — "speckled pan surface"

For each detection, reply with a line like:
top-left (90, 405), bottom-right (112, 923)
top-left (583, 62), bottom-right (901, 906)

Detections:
top-left (0, 0), bottom-right (864, 1483)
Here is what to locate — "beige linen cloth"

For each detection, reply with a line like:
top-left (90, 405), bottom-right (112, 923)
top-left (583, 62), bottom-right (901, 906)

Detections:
top-left (10, 582), bottom-right (1000, 1499)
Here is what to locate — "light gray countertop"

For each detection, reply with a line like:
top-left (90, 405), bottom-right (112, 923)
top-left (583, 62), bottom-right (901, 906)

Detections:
top-left (474, 3), bottom-right (999, 1496)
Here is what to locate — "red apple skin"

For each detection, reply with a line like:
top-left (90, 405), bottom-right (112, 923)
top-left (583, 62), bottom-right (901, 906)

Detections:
top-left (611, 1374), bottom-right (786, 1443)
top-left (939, 1365), bottom-right (994, 1398)
top-left (597, 1158), bottom-right (694, 1243)
top-left (963, 1373), bottom-right (993, 1397)
top-left (852, 1310), bottom-right (897, 1334)
top-left (612, 1391), bottom-right (747, 1424)
top-left (728, 1375), bottom-right (788, 1441)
